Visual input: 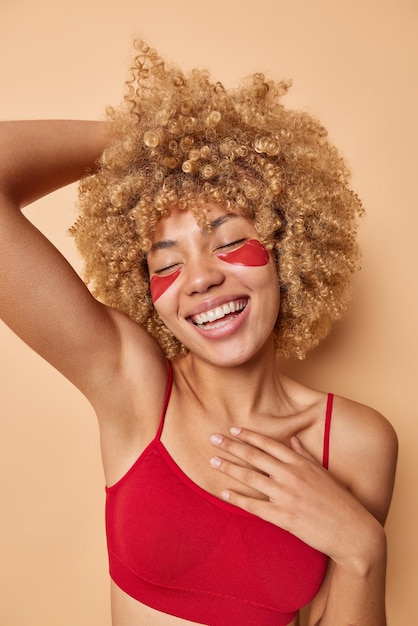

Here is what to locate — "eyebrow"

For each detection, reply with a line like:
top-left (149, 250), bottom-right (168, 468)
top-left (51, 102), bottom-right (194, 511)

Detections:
top-left (150, 213), bottom-right (240, 251)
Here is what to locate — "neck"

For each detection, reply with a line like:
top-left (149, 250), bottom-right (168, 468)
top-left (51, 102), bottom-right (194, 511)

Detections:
top-left (176, 339), bottom-right (290, 426)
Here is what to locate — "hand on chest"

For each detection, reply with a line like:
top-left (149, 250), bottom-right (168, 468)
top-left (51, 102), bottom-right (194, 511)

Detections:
top-left (159, 403), bottom-right (318, 503)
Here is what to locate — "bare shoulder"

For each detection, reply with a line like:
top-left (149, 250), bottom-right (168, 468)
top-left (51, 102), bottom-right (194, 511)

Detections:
top-left (329, 395), bottom-right (398, 523)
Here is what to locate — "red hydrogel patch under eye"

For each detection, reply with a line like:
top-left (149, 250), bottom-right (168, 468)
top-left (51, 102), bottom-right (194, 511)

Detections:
top-left (216, 239), bottom-right (269, 266)
top-left (150, 240), bottom-right (269, 302)
top-left (150, 267), bottom-right (181, 302)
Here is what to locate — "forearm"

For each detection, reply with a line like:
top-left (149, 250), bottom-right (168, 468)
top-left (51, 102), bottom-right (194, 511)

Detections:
top-left (0, 120), bottom-right (112, 208)
top-left (314, 523), bottom-right (387, 626)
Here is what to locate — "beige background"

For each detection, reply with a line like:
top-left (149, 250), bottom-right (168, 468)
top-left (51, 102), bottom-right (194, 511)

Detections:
top-left (0, 1), bottom-right (416, 624)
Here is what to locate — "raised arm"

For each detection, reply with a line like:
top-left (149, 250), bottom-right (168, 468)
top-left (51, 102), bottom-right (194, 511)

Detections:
top-left (0, 120), bottom-right (110, 207)
top-left (0, 120), bottom-right (159, 402)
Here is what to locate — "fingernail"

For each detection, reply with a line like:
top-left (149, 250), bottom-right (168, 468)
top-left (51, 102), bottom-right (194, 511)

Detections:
top-left (210, 434), bottom-right (223, 445)
top-left (210, 456), bottom-right (222, 468)
top-left (221, 490), bottom-right (231, 500)
top-left (230, 427), bottom-right (241, 436)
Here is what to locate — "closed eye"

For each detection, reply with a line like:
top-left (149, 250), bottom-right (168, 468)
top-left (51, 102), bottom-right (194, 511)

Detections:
top-left (216, 238), bottom-right (247, 252)
top-left (154, 262), bottom-right (181, 276)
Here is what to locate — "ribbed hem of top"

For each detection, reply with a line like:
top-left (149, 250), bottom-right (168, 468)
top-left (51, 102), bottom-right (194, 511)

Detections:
top-left (109, 553), bottom-right (296, 626)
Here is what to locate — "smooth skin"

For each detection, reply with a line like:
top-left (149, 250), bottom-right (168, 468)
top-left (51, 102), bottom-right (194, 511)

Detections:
top-left (0, 120), bottom-right (397, 626)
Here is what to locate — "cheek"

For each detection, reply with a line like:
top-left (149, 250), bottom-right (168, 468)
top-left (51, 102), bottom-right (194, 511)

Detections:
top-left (150, 268), bottom-right (181, 302)
top-left (216, 239), bottom-right (270, 266)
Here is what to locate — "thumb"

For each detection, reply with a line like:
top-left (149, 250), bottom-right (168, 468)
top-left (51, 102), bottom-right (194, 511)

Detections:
top-left (290, 436), bottom-right (317, 462)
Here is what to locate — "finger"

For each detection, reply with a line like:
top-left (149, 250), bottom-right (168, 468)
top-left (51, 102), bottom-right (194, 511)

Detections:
top-left (290, 436), bottom-right (319, 463)
top-left (210, 428), bottom-right (295, 471)
top-left (209, 455), bottom-right (277, 499)
top-left (218, 488), bottom-right (274, 522)
top-left (210, 433), bottom-right (283, 478)
top-left (229, 427), bottom-right (297, 463)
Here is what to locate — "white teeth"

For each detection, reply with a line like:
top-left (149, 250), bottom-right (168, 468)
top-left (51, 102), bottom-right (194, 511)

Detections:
top-left (207, 309), bottom-right (217, 322)
top-left (191, 300), bottom-right (247, 327)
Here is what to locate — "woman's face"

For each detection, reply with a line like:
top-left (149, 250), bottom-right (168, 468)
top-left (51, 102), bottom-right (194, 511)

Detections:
top-left (147, 202), bottom-right (280, 367)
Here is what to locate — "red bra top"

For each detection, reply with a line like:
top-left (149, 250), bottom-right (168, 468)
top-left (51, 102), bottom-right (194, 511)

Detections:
top-left (105, 364), bottom-right (333, 626)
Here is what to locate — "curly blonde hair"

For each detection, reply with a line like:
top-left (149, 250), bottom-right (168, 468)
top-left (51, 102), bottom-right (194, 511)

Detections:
top-left (72, 40), bottom-right (363, 359)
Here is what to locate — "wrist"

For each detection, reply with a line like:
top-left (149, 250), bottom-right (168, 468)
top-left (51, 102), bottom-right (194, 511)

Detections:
top-left (335, 517), bottom-right (387, 578)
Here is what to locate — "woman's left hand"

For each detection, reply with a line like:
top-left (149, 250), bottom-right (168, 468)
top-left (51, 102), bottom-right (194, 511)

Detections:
top-left (209, 427), bottom-right (382, 568)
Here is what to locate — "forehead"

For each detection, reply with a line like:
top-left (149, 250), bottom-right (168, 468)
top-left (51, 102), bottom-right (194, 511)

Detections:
top-left (151, 202), bottom-right (251, 244)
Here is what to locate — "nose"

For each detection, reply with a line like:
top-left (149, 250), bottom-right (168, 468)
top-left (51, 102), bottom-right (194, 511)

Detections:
top-left (183, 256), bottom-right (225, 295)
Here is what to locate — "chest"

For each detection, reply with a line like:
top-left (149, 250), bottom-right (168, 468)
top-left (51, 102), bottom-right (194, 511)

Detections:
top-left (106, 440), bottom-right (328, 624)
top-left (159, 401), bottom-right (323, 503)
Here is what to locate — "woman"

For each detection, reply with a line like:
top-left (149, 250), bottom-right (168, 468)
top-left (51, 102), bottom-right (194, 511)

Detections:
top-left (0, 41), bottom-right (397, 625)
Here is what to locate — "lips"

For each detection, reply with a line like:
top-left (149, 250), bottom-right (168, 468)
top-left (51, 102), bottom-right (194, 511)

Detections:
top-left (188, 298), bottom-right (248, 328)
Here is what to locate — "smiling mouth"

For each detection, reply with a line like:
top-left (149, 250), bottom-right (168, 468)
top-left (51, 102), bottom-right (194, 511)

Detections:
top-left (188, 299), bottom-right (248, 329)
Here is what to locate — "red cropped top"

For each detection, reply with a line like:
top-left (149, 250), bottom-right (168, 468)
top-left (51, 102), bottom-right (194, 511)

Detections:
top-left (105, 365), bottom-right (333, 626)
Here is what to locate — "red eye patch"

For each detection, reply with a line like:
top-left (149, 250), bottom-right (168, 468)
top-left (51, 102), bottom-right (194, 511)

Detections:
top-left (150, 267), bottom-right (181, 302)
top-left (216, 239), bottom-right (269, 266)
top-left (150, 240), bottom-right (269, 302)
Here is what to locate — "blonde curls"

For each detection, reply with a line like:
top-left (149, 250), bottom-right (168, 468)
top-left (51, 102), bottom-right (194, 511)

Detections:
top-left (72, 41), bottom-right (363, 359)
